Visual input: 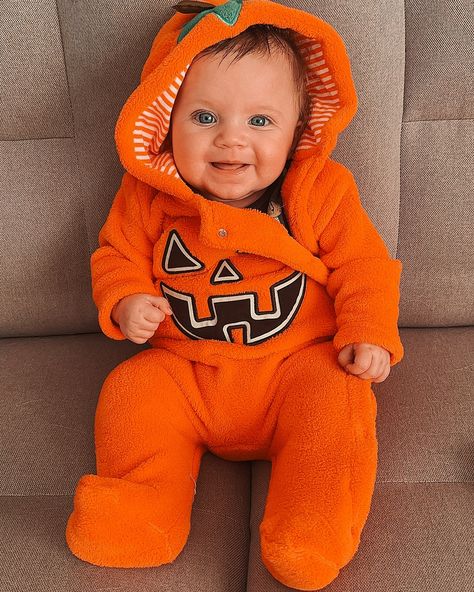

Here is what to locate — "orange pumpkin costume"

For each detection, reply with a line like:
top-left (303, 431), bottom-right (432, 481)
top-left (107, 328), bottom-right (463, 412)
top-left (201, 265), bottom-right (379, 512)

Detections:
top-left (65, 0), bottom-right (404, 589)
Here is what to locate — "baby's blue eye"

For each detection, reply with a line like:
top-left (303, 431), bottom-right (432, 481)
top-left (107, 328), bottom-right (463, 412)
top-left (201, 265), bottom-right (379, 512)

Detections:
top-left (250, 115), bottom-right (270, 127)
top-left (194, 111), bottom-right (216, 124)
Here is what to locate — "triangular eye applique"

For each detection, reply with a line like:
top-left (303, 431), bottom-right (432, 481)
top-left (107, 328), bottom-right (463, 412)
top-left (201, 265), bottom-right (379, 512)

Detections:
top-left (210, 259), bottom-right (243, 285)
top-left (162, 229), bottom-right (205, 274)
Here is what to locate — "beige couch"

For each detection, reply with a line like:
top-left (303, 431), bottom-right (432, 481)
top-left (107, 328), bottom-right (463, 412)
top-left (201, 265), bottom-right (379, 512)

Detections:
top-left (1, 1), bottom-right (473, 590)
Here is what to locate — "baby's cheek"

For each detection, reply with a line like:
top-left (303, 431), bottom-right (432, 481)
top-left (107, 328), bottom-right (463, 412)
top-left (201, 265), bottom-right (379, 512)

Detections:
top-left (255, 145), bottom-right (290, 177)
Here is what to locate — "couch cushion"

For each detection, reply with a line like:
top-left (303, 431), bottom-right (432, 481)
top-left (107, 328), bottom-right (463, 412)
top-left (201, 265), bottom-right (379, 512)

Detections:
top-left (1, 0), bottom-right (72, 139)
top-left (398, 119), bottom-right (474, 326)
top-left (0, 140), bottom-right (94, 339)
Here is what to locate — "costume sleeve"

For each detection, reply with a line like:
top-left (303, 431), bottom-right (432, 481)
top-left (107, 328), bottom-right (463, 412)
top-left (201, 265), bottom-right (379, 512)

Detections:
top-left (316, 174), bottom-right (404, 366)
top-left (90, 172), bottom-right (160, 340)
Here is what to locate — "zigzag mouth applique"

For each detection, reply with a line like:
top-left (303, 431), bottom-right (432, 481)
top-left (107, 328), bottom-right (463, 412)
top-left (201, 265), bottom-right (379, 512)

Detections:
top-left (160, 270), bottom-right (306, 345)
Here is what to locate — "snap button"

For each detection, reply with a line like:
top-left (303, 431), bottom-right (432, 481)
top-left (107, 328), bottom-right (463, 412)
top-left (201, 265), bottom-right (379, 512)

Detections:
top-left (218, 228), bottom-right (227, 238)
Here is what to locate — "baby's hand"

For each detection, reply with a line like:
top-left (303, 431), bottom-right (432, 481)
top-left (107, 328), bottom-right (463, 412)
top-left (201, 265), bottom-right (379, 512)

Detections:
top-left (337, 342), bottom-right (391, 383)
top-left (112, 293), bottom-right (173, 344)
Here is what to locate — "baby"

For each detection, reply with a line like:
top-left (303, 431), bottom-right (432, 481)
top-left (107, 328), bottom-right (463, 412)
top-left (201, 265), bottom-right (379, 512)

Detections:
top-left (66, 1), bottom-right (404, 590)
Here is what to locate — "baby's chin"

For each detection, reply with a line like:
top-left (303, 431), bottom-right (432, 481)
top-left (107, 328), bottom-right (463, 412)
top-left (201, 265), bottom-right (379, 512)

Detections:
top-left (185, 182), bottom-right (264, 208)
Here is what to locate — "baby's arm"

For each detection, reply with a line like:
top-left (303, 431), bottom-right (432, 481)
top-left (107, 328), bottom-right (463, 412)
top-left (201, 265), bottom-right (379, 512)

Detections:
top-left (315, 168), bottom-right (404, 367)
top-left (90, 172), bottom-right (165, 340)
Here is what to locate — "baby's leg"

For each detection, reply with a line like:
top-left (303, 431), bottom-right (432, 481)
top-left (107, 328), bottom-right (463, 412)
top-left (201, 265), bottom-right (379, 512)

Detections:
top-left (66, 348), bottom-right (206, 568)
top-left (260, 340), bottom-right (378, 590)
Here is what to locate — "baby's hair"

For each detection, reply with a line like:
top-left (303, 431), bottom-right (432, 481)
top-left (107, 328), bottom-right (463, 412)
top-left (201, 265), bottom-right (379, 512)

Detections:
top-left (193, 24), bottom-right (311, 127)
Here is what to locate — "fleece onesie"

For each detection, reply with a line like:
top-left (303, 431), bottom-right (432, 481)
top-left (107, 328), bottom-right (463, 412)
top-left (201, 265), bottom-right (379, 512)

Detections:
top-left (66, 1), bottom-right (404, 590)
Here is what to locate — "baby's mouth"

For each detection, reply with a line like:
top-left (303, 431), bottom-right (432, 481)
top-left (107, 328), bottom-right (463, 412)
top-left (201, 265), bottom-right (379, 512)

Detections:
top-left (211, 162), bottom-right (249, 170)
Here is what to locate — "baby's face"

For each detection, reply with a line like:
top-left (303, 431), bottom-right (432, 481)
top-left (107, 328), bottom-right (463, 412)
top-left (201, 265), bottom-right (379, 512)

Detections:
top-left (170, 50), bottom-right (303, 208)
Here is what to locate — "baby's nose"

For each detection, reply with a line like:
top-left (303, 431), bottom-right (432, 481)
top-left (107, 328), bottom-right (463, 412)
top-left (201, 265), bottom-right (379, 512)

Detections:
top-left (214, 122), bottom-right (248, 148)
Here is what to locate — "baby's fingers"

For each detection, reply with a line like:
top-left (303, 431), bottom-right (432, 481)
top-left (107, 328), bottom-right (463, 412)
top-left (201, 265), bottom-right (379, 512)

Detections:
top-left (146, 295), bottom-right (173, 314)
top-left (145, 302), bottom-right (172, 322)
top-left (345, 347), bottom-right (373, 376)
top-left (126, 315), bottom-right (162, 342)
top-left (137, 316), bottom-right (161, 330)
top-left (372, 364), bottom-right (391, 383)
top-left (346, 352), bottom-right (387, 381)
top-left (143, 309), bottom-right (166, 324)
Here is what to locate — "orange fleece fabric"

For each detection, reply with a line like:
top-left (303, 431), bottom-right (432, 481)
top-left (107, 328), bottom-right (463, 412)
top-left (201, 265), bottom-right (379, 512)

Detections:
top-left (66, 1), bottom-right (404, 589)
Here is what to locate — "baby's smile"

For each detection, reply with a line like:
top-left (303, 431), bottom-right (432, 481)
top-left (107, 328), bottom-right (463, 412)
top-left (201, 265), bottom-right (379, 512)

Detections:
top-left (210, 162), bottom-right (250, 171)
top-left (210, 162), bottom-right (251, 177)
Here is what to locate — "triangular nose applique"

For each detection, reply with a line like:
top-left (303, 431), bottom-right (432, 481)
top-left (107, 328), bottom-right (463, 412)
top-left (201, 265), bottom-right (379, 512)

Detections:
top-left (162, 230), bottom-right (205, 274)
top-left (210, 259), bottom-right (243, 284)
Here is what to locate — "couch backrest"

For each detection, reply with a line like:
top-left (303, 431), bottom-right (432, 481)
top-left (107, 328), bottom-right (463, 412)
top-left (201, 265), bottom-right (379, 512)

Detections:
top-left (1, 0), bottom-right (472, 337)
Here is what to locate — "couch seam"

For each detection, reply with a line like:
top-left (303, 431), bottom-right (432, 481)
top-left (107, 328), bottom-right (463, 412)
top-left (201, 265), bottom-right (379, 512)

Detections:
top-left (397, 0), bottom-right (406, 260)
top-left (403, 118), bottom-right (474, 123)
top-left (54, 0), bottom-right (92, 257)
top-left (2, 481), bottom-right (472, 497)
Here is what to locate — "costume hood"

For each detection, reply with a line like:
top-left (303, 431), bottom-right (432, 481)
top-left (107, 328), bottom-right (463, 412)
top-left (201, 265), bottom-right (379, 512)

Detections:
top-left (114, 0), bottom-right (358, 207)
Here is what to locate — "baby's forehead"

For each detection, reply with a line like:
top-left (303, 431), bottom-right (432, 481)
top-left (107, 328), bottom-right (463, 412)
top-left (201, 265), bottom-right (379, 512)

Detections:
top-left (185, 50), bottom-right (297, 92)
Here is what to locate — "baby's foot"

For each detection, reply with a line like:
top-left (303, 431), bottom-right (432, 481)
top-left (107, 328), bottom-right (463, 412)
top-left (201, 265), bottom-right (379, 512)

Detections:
top-left (66, 474), bottom-right (192, 567)
top-left (260, 513), bottom-right (348, 590)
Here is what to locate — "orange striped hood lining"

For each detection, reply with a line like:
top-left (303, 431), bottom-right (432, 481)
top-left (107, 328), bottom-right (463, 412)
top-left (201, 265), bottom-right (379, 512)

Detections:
top-left (114, 0), bottom-right (358, 199)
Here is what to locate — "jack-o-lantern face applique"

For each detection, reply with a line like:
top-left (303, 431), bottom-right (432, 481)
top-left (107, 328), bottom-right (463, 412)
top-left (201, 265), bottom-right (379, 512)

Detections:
top-left (160, 230), bottom-right (306, 345)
